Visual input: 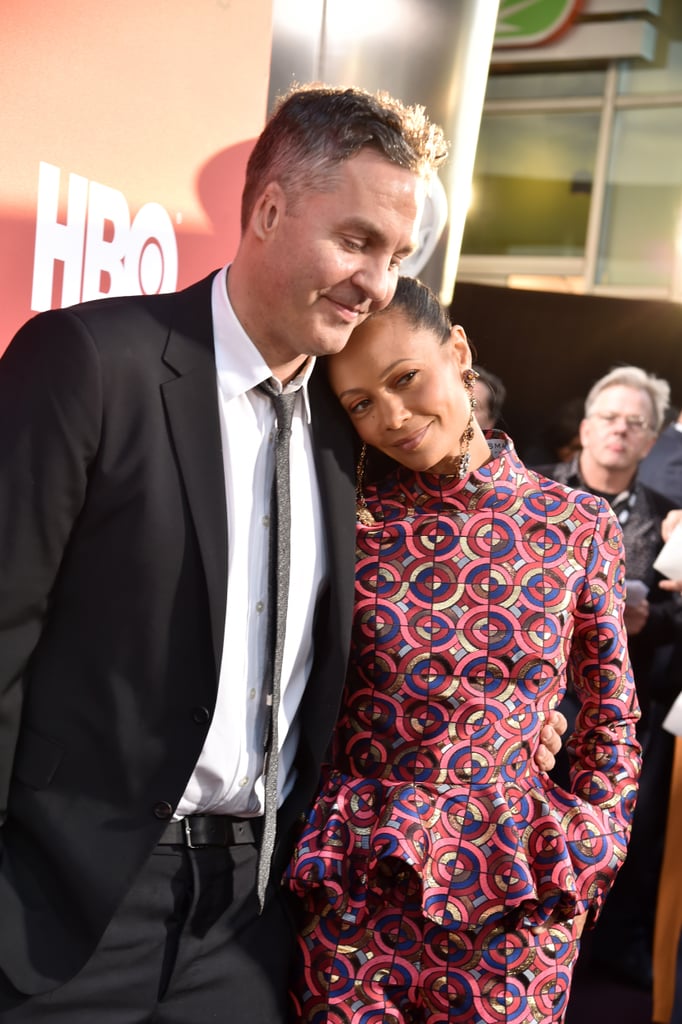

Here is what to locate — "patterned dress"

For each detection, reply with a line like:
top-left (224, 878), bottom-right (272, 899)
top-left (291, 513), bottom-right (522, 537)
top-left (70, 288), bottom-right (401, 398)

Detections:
top-left (287, 434), bottom-right (641, 1023)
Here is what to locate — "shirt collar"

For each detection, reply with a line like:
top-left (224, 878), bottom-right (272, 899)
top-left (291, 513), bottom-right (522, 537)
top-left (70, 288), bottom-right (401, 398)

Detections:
top-left (211, 264), bottom-right (314, 422)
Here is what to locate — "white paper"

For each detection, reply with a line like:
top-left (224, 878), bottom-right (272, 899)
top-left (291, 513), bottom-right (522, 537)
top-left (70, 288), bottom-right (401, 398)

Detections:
top-left (663, 690), bottom-right (682, 736)
top-left (653, 523), bottom-right (682, 581)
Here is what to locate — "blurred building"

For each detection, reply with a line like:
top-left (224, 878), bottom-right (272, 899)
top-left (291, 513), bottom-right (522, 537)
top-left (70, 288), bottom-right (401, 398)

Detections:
top-left (461, 0), bottom-right (682, 303)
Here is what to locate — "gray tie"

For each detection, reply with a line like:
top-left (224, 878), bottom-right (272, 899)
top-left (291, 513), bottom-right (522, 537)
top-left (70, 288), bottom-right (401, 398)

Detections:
top-left (256, 381), bottom-right (297, 909)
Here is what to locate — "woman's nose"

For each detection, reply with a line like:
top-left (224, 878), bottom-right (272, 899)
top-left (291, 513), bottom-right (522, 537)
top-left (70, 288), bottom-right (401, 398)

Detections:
top-left (380, 394), bottom-right (409, 430)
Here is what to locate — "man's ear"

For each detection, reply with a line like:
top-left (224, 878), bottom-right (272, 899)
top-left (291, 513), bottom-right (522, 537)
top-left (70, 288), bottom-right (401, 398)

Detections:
top-left (250, 181), bottom-right (286, 240)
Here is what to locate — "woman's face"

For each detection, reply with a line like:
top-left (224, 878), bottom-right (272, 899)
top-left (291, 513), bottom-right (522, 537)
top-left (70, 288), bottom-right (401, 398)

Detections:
top-left (328, 308), bottom-right (475, 475)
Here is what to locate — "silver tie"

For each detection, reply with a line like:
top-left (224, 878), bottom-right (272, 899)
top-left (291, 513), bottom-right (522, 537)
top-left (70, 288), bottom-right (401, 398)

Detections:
top-left (256, 381), bottom-right (297, 909)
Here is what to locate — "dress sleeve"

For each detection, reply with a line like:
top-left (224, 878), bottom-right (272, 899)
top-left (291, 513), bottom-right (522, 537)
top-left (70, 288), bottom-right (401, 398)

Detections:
top-left (562, 497), bottom-right (642, 919)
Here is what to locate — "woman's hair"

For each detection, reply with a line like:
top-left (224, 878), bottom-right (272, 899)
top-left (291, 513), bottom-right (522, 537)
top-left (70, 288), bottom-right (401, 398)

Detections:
top-left (584, 365), bottom-right (670, 433)
top-left (372, 274), bottom-right (452, 343)
top-left (241, 84), bottom-right (448, 231)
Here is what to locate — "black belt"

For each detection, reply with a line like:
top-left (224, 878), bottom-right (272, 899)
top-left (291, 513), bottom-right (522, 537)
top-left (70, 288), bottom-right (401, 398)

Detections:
top-left (158, 814), bottom-right (261, 848)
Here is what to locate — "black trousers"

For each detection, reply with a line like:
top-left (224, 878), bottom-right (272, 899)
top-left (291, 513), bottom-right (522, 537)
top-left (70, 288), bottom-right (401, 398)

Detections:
top-left (0, 840), bottom-right (296, 1022)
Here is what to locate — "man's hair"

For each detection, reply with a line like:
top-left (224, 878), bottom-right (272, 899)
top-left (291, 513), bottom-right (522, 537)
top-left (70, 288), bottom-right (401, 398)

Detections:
top-left (584, 365), bottom-right (670, 433)
top-left (241, 84), bottom-right (449, 231)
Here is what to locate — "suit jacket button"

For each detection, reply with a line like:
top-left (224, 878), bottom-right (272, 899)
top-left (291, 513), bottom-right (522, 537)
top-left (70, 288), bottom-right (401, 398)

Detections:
top-left (192, 706), bottom-right (210, 724)
top-left (153, 801), bottom-right (173, 819)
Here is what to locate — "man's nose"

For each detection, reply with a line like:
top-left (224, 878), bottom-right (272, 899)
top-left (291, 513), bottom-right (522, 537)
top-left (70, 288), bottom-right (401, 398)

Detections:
top-left (352, 259), bottom-right (395, 308)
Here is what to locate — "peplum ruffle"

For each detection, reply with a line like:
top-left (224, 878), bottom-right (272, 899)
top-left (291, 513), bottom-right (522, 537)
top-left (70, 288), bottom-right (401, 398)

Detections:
top-left (286, 758), bottom-right (631, 931)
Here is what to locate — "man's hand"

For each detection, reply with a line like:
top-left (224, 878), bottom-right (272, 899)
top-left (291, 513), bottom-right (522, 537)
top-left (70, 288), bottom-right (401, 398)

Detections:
top-left (658, 510), bottom-right (682, 592)
top-left (659, 577), bottom-right (682, 593)
top-left (623, 598), bottom-right (650, 635)
top-left (534, 709), bottom-right (568, 773)
top-left (661, 508), bottom-right (682, 543)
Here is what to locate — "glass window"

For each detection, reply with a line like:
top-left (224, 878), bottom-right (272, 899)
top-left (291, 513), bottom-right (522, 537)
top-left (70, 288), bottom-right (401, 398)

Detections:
top-left (597, 106), bottom-right (682, 288)
top-left (486, 70), bottom-right (606, 100)
top-left (462, 112), bottom-right (600, 257)
top-left (617, 1), bottom-right (682, 96)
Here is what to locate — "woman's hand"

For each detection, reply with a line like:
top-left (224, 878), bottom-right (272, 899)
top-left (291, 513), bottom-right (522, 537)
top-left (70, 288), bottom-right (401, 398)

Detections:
top-left (531, 910), bottom-right (588, 937)
top-left (533, 709), bottom-right (568, 773)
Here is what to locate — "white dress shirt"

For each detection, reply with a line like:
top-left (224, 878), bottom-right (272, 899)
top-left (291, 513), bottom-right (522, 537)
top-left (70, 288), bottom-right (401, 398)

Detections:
top-left (175, 266), bottom-right (328, 818)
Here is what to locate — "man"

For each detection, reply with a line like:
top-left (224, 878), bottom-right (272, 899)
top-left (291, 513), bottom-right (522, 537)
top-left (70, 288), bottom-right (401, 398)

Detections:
top-left (547, 364), bottom-right (681, 990)
top-left (0, 84), bottom-right (563, 1021)
top-left (639, 407), bottom-right (682, 506)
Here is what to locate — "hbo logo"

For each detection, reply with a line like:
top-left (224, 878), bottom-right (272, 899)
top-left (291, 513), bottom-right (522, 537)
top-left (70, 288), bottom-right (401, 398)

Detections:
top-left (31, 162), bottom-right (178, 312)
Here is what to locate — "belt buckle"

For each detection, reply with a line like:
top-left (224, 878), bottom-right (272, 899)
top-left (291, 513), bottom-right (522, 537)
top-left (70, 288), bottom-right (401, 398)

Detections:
top-left (183, 817), bottom-right (196, 849)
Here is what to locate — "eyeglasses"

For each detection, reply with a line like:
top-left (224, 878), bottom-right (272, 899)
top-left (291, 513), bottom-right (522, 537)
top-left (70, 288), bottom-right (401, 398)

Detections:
top-left (589, 411), bottom-right (653, 434)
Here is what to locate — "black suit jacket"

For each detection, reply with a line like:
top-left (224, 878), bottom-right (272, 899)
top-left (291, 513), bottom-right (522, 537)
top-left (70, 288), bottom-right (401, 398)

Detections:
top-left (0, 272), bottom-right (356, 994)
top-left (638, 423), bottom-right (682, 507)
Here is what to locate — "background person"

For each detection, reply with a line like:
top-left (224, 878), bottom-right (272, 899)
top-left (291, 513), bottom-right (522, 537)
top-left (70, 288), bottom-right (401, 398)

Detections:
top-left (472, 363), bottom-right (506, 430)
top-left (638, 407), bottom-right (682, 507)
top-left (652, 507), bottom-right (682, 1024)
top-left (545, 365), bottom-right (682, 990)
top-left (286, 277), bottom-right (641, 1024)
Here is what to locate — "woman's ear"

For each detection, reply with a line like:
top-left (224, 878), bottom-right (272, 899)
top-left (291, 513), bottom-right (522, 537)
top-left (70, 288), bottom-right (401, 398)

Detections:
top-left (449, 324), bottom-right (472, 370)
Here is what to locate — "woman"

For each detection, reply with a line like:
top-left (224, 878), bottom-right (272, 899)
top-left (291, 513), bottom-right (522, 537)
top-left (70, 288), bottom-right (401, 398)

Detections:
top-left (286, 277), bottom-right (641, 1023)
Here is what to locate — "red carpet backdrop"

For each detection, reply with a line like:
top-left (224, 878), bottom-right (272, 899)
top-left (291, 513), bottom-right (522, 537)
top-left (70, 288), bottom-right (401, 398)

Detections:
top-left (0, 0), bottom-right (273, 355)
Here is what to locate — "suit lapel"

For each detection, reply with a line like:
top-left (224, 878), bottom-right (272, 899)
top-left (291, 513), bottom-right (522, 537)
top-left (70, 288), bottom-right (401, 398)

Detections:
top-left (306, 364), bottom-right (357, 725)
top-left (160, 274), bottom-right (228, 673)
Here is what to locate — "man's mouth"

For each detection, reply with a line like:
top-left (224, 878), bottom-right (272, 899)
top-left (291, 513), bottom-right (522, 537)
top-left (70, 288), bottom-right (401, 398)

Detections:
top-left (324, 295), bottom-right (368, 323)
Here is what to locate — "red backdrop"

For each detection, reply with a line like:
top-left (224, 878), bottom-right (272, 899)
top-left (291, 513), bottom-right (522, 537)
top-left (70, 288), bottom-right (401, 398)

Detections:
top-left (0, 0), bottom-right (273, 356)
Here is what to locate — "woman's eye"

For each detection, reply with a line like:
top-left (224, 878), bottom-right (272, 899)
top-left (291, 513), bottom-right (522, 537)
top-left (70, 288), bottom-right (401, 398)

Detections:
top-left (348, 399), bottom-right (369, 415)
top-left (397, 370), bottom-right (418, 387)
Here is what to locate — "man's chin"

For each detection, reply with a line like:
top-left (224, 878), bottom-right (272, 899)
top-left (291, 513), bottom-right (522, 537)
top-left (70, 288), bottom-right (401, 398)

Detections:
top-left (314, 329), bottom-right (357, 357)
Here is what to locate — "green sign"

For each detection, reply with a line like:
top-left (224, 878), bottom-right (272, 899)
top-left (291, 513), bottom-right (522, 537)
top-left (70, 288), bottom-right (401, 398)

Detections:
top-left (495, 0), bottom-right (582, 48)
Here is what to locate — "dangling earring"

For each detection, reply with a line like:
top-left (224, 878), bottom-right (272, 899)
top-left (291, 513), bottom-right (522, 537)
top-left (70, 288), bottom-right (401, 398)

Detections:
top-left (355, 443), bottom-right (376, 526)
top-left (456, 368), bottom-right (478, 479)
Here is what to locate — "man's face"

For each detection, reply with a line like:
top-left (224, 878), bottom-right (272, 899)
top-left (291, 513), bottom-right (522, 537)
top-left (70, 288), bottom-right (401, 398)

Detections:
top-left (579, 384), bottom-right (657, 478)
top-left (251, 148), bottom-right (425, 370)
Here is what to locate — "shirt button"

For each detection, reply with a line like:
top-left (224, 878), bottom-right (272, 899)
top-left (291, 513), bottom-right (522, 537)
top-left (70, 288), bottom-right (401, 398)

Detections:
top-left (239, 776), bottom-right (249, 788)
top-left (249, 688), bottom-right (256, 700)
top-left (256, 601), bottom-right (264, 613)
top-left (262, 514), bottom-right (270, 527)
top-left (153, 801), bottom-right (173, 820)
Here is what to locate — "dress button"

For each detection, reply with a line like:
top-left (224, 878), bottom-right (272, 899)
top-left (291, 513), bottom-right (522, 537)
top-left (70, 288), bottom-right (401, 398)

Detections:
top-left (192, 706), bottom-right (210, 724)
top-left (153, 801), bottom-right (173, 820)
